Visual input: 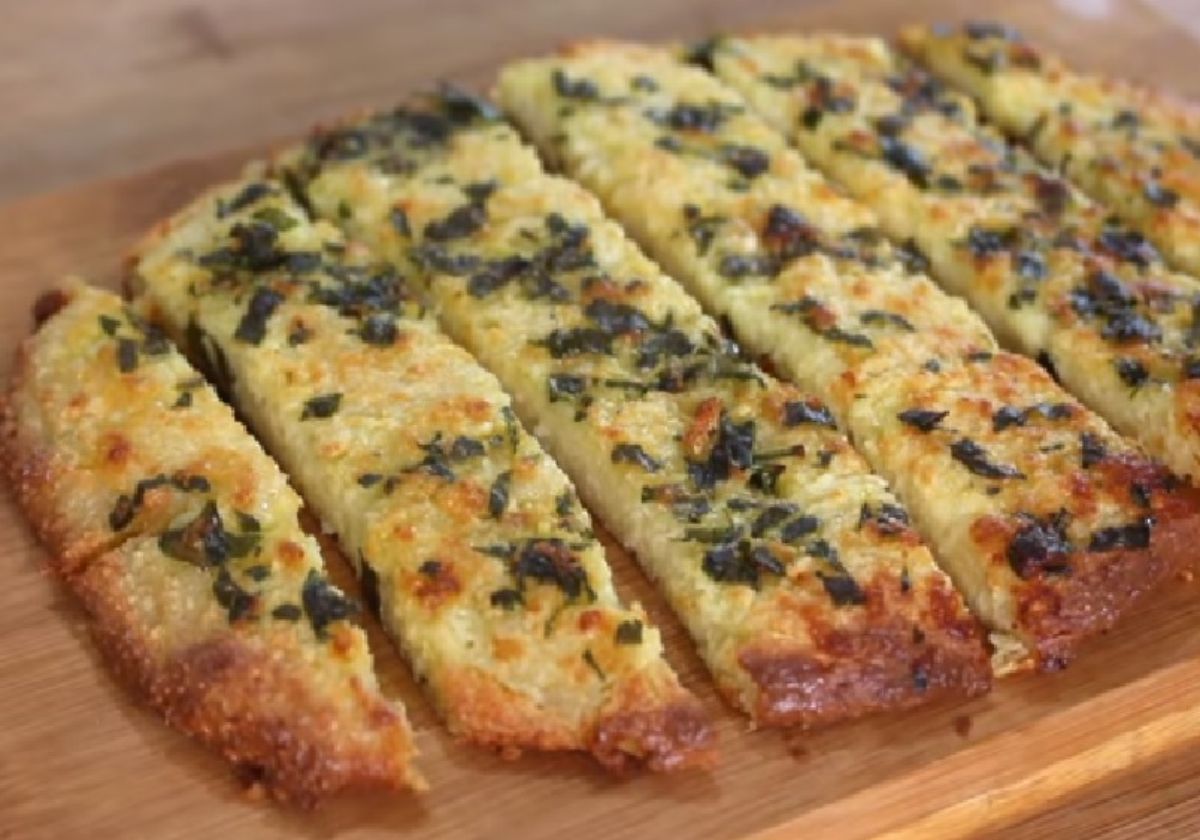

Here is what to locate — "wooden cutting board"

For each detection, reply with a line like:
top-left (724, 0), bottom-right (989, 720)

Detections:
top-left (3, 2), bottom-right (1200, 838)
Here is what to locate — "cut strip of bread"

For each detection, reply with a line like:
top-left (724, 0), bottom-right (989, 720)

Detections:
top-left (707, 34), bottom-right (1200, 485)
top-left (1, 283), bottom-right (421, 803)
top-left (274, 90), bottom-right (992, 722)
top-left (509, 42), bottom-right (1001, 414)
top-left (129, 180), bottom-right (714, 771)
top-left (899, 22), bottom-right (1200, 278)
top-left (494, 41), bottom-right (1200, 673)
top-left (497, 40), bottom-right (996, 417)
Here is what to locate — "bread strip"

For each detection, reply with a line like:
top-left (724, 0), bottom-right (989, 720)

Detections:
top-left (130, 180), bottom-right (714, 771)
top-left (708, 34), bottom-right (1200, 485)
top-left (274, 89), bottom-right (991, 723)
top-left (899, 22), bottom-right (1200, 278)
top-left (2, 283), bottom-right (421, 803)
top-left (495, 41), bottom-right (1200, 672)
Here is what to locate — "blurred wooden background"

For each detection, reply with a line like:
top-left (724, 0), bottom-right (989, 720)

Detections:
top-left (0, 0), bottom-right (1198, 203)
top-left (2, 0), bottom-right (1199, 837)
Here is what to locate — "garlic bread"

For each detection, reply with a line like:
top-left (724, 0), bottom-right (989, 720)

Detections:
top-left (494, 41), bottom-right (1200, 672)
top-left (2, 282), bottom-right (421, 803)
top-left (900, 22), bottom-right (1200, 278)
top-left (707, 34), bottom-right (1200, 484)
top-left (130, 179), bottom-right (714, 771)
top-left (276, 90), bottom-right (992, 723)
top-left (497, 40), bottom-right (996, 414)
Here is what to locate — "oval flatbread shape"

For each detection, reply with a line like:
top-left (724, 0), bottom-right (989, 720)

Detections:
top-left (496, 40), bottom-right (1200, 673)
top-left (130, 181), bottom-right (714, 772)
top-left (2, 283), bottom-right (422, 803)
top-left (272, 87), bottom-right (992, 724)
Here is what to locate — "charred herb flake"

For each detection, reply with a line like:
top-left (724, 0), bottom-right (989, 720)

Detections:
top-left (702, 539), bottom-right (785, 588)
top-left (302, 569), bottom-right (359, 636)
top-left (860, 502), bottom-right (910, 536)
top-left (213, 568), bottom-right (256, 623)
top-left (424, 203), bottom-right (487, 242)
top-left (1115, 357), bottom-right (1149, 388)
top-left (898, 408), bottom-right (948, 432)
top-left (1007, 511), bottom-right (1072, 578)
top-left (301, 392), bottom-right (342, 420)
top-left (615, 619), bottom-right (643, 645)
top-left (688, 413), bottom-right (755, 490)
top-left (359, 313), bottom-right (398, 346)
top-left (819, 572), bottom-right (867, 606)
top-left (488, 470), bottom-right (512, 518)
top-left (116, 338), bottom-right (139, 373)
top-left (553, 68), bottom-right (600, 100)
top-left (612, 443), bottom-right (663, 472)
top-left (1080, 432), bottom-right (1108, 468)
top-left (234, 287), bottom-right (284, 345)
top-left (950, 438), bottom-right (1025, 479)
top-left (784, 400), bottom-right (837, 428)
top-left (1089, 520), bottom-right (1152, 552)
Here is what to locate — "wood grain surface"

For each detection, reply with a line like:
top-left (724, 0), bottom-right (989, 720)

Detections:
top-left (3, 1), bottom-right (1200, 838)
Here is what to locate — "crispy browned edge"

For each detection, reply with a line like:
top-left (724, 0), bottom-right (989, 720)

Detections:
top-left (0, 288), bottom-right (423, 804)
top-left (438, 663), bottom-right (716, 771)
top-left (627, 32), bottom-right (1200, 675)
top-left (0, 289), bottom-right (115, 573)
top-left (734, 571), bottom-right (991, 728)
top-left (70, 551), bottom-right (421, 806)
top-left (971, 454), bottom-right (1200, 672)
top-left (492, 57), bottom-right (995, 726)
top-left (128, 207), bottom-right (718, 773)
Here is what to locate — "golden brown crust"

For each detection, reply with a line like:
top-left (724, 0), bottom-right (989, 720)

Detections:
top-left (737, 574), bottom-right (990, 727)
top-left (1, 318), bottom-right (116, 573)
top-left (432, 662), bottom-right (717, 771)
top-left (973, 456), bottom-right (1200, 671)
top-left (130, 175), bottom-right (713, 772)
top-left (589, 670), bottom-right (717, 772)
top-left (379, 59), bottom-right (994, 729)
top-left (4, 284), bottom-right (423, 801)
top-left (74, 551), bottom-right (423, 805)
top-left (435, 665), bottom-right (581, 754)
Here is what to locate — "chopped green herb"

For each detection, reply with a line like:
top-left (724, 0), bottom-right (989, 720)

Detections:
top-left (897, 408), bottom-right (948, 432)
top-left (213, 568), bottom-right (256, 623)
top-left (612, 442), bottom-right (663, 472)
top-left (488, 471), bottom-right (512, 518)
top-left (615, 619), bottom-right (643, 645)
top-left (301, 570), bottom-right (359, 636)
top-left (234, 287), bottom-right (284, 345)
top-left (116, 338), bottom-right (139, 373)
top-left (949, 438), bottom-right (1025, 479)
top-left (301, 392), bottom-right (342, 420)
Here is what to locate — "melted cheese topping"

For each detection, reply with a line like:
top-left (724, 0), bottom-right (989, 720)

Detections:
top-left (899, 23), bottom-right (1200, 278)
top-left (497, 42), bottom-right (996, 419)
top-left (709, 34), bottom-right (1200, 484)
top-left (131, 180), bottom-right (711, 769)
top-left (276, 90), bottom-right (991, 722)
top-left (489, 40), bottom-right (1198, 671)
top-left (4, 283), bottom-right (419, 796)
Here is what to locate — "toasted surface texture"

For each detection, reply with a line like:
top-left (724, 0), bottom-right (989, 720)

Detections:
top-left (899, 22), bottom-right (1200, 278)
top-left (707, 34), bottom-right (1200, 486)
top-left (498, 40), bottom-right (996, 418)
top-left (2, 283), bottom-right (420, 803)
top-left (130, 179), bottom-right (713, 771)
top-left (275, 89), bottom-right (992, 725)
top-left (495, 40), bottom-right (1200, 673)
